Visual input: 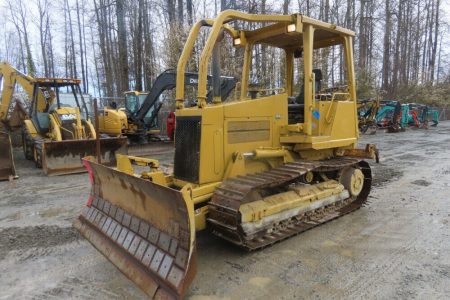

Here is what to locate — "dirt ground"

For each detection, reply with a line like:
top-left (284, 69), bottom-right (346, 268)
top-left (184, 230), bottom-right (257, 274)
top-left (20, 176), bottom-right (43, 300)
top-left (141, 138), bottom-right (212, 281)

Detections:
top-left (1, 123), bottom-right (449, 299)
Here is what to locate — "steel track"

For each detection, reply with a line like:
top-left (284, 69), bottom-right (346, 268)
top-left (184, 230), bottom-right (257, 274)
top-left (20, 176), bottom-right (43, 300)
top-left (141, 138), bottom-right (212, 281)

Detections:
top-left (207, 158), bottom-right (372, 250)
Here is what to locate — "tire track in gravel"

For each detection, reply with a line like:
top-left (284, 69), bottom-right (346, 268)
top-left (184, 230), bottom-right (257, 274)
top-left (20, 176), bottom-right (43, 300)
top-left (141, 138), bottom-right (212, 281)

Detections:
top-left (332, 235), bottom-right (419, 299)
top-left (0, 226), bottom-right (80, 260)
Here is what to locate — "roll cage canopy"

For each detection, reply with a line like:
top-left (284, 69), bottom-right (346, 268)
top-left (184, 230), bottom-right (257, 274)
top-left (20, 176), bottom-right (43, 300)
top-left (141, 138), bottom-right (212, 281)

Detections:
top-left (175, 10), bottom-right (357, 136)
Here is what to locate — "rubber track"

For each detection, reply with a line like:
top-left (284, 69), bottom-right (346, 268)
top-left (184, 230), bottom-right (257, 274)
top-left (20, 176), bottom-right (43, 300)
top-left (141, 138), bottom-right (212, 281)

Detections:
top-left (207, 158), bottom-right (372, 250)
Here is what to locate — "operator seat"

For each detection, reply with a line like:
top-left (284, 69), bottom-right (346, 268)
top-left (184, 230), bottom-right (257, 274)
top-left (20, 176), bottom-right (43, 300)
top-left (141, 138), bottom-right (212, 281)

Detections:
top-left (288, 69), bottom-right (322, 124)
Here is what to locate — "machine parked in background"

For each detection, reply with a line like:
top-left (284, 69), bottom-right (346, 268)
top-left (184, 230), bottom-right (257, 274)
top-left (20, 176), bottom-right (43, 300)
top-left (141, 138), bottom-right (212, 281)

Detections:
top-left (376, 100), bottom-right (408, 132)
top-left (0, 62), bottom-right (127, 176)
top-left (357, 98), bottom-right (380, 134)
top-left (0, 64), bottom-right (29, 180)
top-left (99, 70), bottom-right (237, 143)
top-left (407, 103), bottom-right (438, 128)
top-left (75, 11), bottom-right (378, 298)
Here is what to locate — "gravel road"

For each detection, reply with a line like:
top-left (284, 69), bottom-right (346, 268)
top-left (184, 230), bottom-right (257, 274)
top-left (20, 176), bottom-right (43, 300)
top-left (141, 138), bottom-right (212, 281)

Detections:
top-left (0, 123), bottom-right (449, 299)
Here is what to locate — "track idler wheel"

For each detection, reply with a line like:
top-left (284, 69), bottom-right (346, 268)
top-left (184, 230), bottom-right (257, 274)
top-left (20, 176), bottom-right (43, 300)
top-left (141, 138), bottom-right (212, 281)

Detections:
top-left (339, 167), bottom-right (364, 197)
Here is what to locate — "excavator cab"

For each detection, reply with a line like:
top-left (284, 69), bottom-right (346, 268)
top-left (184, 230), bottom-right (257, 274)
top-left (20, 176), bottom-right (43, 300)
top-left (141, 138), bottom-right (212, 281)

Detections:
top-left (76, 10), bottom-right (377, 299)
top-left (125, 91), bottom-right (150, 117)
top-left (126, 91), bottom-right (159, 129)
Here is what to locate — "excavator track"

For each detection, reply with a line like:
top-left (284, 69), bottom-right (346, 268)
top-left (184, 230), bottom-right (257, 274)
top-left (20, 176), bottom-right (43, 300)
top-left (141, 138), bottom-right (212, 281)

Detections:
top-left (207, 158), bottom-right (372, 250)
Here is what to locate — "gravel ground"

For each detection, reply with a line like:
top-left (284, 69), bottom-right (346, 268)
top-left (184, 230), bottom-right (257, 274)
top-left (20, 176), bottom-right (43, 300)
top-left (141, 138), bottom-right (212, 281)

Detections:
top-left (0, 123), bottom-right (449, 299)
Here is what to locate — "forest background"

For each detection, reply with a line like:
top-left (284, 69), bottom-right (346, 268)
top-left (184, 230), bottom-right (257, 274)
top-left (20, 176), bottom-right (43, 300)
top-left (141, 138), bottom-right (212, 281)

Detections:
top-left (0, 0), bottom-right (449, 107)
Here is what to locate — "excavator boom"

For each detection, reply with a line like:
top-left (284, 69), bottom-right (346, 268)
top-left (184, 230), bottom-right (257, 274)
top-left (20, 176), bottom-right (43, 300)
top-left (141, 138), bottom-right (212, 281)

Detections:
top-left (116, 70), bottom-right (237, 142)
top-left (132, 70), bottom-right (237, 126)
top-left (0, 62), bottom-right (33, 180)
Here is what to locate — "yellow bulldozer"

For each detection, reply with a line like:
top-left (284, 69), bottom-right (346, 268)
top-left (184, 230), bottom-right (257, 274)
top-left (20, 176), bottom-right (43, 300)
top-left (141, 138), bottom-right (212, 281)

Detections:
top-left (74, 10), bottom-right (378, 299)
top-left (0, 62), bottom-right (127, 176)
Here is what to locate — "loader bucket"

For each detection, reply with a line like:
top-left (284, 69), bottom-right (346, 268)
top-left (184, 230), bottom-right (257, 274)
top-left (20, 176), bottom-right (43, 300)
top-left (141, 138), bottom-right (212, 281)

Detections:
top-left (42, 137), bottom-right (127, 176)
top-left (73, 158), bottom-right (197, 299)
top-left (0, 132), bottom-right (17, 181)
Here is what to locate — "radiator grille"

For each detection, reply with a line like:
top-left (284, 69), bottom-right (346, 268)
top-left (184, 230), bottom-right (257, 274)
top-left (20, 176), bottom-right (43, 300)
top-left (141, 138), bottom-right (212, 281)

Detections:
top-left (174, 116), bottom-right (201, 183)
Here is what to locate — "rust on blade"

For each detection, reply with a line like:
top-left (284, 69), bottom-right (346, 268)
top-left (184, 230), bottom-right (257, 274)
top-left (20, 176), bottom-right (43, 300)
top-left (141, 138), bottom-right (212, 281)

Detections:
top-left (0, 131), bottom-right (17, 181)
top-left (74, 158), bottom-right (196, 299)
top-left (42, 137), bottom-right (127, 176)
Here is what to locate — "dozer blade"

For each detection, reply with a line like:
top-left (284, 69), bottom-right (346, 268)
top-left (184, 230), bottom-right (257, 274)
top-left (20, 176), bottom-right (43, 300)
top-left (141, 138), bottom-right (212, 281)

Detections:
top-left (0, 131), bottom-right (17, 181)
top-left (73, 158), bottom-right (196, 299)
top-left (41, 137), bottom-right (127, 176)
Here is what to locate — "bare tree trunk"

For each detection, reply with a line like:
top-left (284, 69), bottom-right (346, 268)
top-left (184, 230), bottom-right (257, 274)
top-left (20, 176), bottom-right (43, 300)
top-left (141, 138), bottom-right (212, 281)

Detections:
top-left (436, 33), bottom-right (442, 84)
top-left (178, 0), bottom-right (184, 25)
top-left (116, 0), bottom-right (129, 93)
top-left (37, 0), bottom-right (49, 76)
top-left (167, 0), bottom-right (176, 24)
top-left (429, 0), bottom-right (440, 83)
top-left (421, 0), bottom-right (430, 83)
top-left (261, 0), bottom-right (267, 84)
top-left (94, 0), bottom-right (113, 96)
top-left (283, 0), bottom-right (290, 14)
top-left (358, 0), bottom-right (366, 72)
top-left (9, 0), bottom-right (36, 75)
top-left (143, 0), bottom-right (155, 90)
top-left (382, 0), bottom-right (391, 91)
top-left (135, 0), bottom-right (144, 91)
top-left (82, 0), bottom-right (89, 92)
top-left (7, 1), bottom-right (26, 72)
top-left (187, 0), bottom-right (193, 25)
top-left (65, 0), bottom-right (77, 78)
top-left (391, 0), bottom-right (402, 95)
top-left (76, 1), bottom-right (86, 92)
top-left (48, 28), bottom-right (55, 77)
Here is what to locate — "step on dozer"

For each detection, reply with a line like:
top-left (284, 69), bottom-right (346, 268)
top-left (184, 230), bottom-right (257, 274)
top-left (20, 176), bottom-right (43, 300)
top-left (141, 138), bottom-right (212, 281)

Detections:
top-left (0, 131), bottom-right (17, 180)
top-left (75, 10), bottom-right (378, 299)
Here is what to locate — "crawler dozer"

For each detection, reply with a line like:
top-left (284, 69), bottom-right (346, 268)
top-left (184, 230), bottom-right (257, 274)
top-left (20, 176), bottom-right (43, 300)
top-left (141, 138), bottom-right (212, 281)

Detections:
top-left (75, 10), bottom-right (378, 299)
top-left (0, 62), bottom-right (127, 176)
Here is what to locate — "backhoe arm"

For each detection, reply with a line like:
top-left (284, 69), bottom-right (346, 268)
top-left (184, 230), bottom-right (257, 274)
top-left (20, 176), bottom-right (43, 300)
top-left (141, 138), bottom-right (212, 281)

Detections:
top-left (0, 62), bottom-right (35, 123)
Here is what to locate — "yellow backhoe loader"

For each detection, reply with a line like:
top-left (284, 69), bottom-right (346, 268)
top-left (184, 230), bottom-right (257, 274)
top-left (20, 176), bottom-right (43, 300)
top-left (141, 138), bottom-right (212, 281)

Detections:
top-left (0, 62), bottom-right (127, 176)
top-left (75, 11), bottom-right (378, 299)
